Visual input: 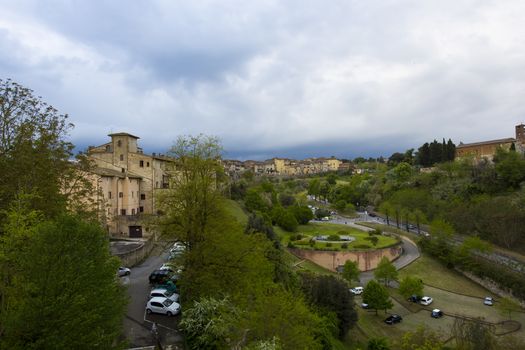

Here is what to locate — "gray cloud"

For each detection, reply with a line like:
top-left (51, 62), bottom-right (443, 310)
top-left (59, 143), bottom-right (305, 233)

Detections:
top-left (1, 0), bottom-right (525, 159)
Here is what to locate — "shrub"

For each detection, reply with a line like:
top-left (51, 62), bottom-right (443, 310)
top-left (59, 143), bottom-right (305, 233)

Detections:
top-left (327, 234), bottom-right (340, 241)
top-left (341, 243), bottom-right (348, 249)
top-left (287, 241), bottom-right (295, 248)
top-left (354, 244), bottom-right (370, 249)
top-left (309, 239), bottom-right (315, 247)
top-left (290, 233), bottom-right (303, 241)
top-left (315, 208), bottom-right (330, 219)
top-left (326, 243), bottom-right (333, 247)
top-left (365, 236), bottom-right (379, 246)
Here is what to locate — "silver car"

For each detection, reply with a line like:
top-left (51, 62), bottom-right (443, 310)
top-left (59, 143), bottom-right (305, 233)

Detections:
top-left (118, 267), bottom-right (130, 277)
top-left (146, 297), bottom-right (181, 316)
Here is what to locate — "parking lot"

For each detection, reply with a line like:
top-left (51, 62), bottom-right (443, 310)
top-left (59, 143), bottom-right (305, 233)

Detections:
top-left (355, 284), bottom-right (525, 343)
top-left (121, 242), bottom-right (184, 349)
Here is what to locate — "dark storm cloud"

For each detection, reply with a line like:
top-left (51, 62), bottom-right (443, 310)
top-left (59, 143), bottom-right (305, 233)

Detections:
top-left (1, 0), bottom-right (525, 159)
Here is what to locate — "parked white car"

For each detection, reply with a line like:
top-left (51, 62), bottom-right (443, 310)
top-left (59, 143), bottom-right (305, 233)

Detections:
top-left (170, 242), bottom-right (186, 253)
top-left (420, 296), bottom-right (433, 306)
top-left (146, 297), bottom-right (181, 316)
top-left (484, 297), bottom-right (494, 306)
top-left (117, 266), bottom-right (130, 277)
top-left (160, 263), bottom-right (174, 271)
top-left (350, 286), bottom-right (364, 295)
top-left (149, 288), bottom-right (179, 302)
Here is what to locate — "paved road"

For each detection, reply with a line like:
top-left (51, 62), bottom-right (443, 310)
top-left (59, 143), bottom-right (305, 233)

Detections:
top-left (328, 213), bottom-right (420, 285)
top-left (121, 242), bottom-right (184, 349)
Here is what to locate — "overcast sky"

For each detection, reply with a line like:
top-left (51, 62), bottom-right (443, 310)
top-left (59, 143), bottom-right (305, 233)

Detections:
top-left (1, 1), bottom-right (525, 160)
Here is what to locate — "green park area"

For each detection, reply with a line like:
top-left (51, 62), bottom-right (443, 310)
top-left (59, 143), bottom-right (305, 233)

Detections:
top-left (285, 222), bottom-right (399, 251)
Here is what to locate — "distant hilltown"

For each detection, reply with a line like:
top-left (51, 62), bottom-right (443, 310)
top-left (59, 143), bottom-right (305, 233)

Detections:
top-left (222, 157), bottom-right (350, 176)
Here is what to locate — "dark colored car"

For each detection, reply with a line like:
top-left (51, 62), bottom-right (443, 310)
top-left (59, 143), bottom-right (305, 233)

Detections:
top-left (149, 269), bottom-right (170, 284)
top-left (408, 295), bottom-right (422, 303)
top-left (431, 309), bottom-right (443, 318)
top-left (384, 314), bottom-right (403, 324)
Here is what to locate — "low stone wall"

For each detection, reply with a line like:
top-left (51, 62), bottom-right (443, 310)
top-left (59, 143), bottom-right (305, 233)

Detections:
top-left (289, 243), bottom-right (402, 272)
top-left (113, 238), bottom-right (154, 267)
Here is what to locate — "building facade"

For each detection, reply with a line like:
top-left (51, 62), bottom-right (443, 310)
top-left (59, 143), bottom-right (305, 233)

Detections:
top-left (223, 156), bottom-right (343, 177)
top-left (87, 133), bottom-right (173, 237)
top-left (455, 124), bottom-right (525, 161)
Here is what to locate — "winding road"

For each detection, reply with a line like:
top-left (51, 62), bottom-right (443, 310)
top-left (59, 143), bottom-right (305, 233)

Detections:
top-left (329, 212), bottom-right (421, 284)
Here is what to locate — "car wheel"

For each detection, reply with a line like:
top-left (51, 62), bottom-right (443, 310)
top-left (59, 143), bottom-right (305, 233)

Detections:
top-left (126, 271), bottom-right (130, 276)
top-left (167, 311), bottom-right (173, 317)
top-left (146, 309), bottom-right (152, 315)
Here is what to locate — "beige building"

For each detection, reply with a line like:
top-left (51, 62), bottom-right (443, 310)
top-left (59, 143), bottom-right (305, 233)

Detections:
top-left (230, 156), bottom-right (343, 177)
top-left (87, 133), bottom-right (173, 237)
top-left (455, 124), bottom-right (525, 161)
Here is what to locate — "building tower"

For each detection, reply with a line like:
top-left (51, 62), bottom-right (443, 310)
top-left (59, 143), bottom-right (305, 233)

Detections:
top-left (516, 124), bottom-right (525, 144)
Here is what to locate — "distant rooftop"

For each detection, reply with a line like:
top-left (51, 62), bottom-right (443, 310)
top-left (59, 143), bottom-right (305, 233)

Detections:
top-left (108, 132), bottom-right (140, 139)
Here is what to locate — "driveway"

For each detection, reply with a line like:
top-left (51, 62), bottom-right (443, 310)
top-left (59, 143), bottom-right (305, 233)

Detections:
top-left (121, 242), bottom-right (184, 349)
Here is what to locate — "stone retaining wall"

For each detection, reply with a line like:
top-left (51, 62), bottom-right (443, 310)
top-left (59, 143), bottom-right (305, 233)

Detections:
top-left (289, 243), bottom-right (402, 272)
top-left (114, 238), bottom-right (154, 267)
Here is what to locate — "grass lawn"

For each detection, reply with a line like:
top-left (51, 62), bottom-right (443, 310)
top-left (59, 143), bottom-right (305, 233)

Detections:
top-left (291, 222), bottom-right (399, 251)
top-left (398, 254), bottom-right (492, 298)
top-left (222, 199), bottom-right (248, 226)
top-left (283, 249), bottom-right (337, 276)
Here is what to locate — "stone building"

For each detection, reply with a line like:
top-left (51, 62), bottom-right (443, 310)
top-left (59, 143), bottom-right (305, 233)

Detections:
top-left (455, 124), bottom-right (525, 161)
top-left (87, 133), bottom-right (173, 237)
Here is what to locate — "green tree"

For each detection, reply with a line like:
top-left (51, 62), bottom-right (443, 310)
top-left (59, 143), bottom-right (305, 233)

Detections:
top-left (0, 212), bottom-right (127, 349)
top-left (334, 199), bottom-right (347, 211)
top-left (245, 212), bottom-right (278, 246)
top-left (429, 140), bottom-right (442, 165)
top-left (446, 138), bottom-right (456, 161)
top-left (278, 209), bottom-right (298, 232)
top-left (179, 297), bottom-right (241, 350)
top-left (245, 188), bottom-right (270, 213)
top-left (319, 181), bottom-right (331, 200)
top-left (308, 178), bottom-right (321, 199)
top-left (157, 134), bottom-right (223, 250)
top-left (388, 152), bottom-right (405, 165)
top-left (374, 257), bottom-right (398, 286)
top-left (0, 79), bottom-right (80, 221)
top-left (416, 142), bottom-right (431, 167)
top-left (397, 325), bottom-right (444, 350)
top-left (244, 337), bottom-right (282, 350)
top-left (299, 273), bottom-right (358, 339)
top-left (326, 173), bottom-right (338, 185)
top-left (398, 276), bottom-right (424, 299)
top-left (342, 260), bottom-right (360, 284)
top-left (363, 280), bottom-right (393, 315)
top-left (180, 211), bottom-right (275, 303)
top-left (494, 148), bottom-right (525, 189)
top-left (245, 287), bottom-right (325, 349)
top-left (290, 205), bottom-right (314, 225)
top-left (278, 193), bottom-right (295, 207)
top-left (368, 338), bottom-right (390, 350)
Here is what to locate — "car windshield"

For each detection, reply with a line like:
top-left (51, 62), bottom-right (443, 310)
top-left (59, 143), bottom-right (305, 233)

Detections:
top-left (163, 299), bottom-right (173, 307)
